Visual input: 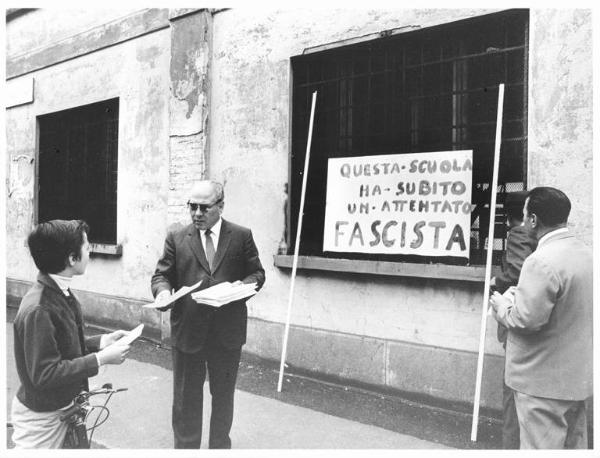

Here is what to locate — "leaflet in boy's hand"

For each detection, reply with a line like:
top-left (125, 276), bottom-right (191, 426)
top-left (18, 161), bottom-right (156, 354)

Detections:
top-left (113, 324), bottom-right (144, 346)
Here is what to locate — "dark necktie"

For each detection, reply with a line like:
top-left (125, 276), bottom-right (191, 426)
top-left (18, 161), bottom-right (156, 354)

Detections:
top-left (205, 229), bottom-right (215, 269)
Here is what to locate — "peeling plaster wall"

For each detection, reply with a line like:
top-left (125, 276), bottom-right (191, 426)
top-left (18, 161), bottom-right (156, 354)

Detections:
top-left (6, 105), bottom-right (36, 277)
top-left (210, 8), bottom-right (509, 357)
top-left (6, 9), bottom-right (142, 57)
top-left (528, 9), bottom-right (593, 245)
top-left (167, 12), bottom-right (211, 227)
top-left (5, 26), bottom-right (171, 301)
top-left (6, 8), bottom-right (139, 57)
top-left (209, 8), bottom-right (593, 358)
top-left (5, 8), bottom-right (592, 408)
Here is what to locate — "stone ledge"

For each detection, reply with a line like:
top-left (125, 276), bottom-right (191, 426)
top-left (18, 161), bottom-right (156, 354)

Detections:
top-left (274, 255), bottom-right (500, 282)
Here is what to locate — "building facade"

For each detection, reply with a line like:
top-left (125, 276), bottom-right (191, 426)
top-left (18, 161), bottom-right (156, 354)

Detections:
top-left (5, 8), bottom-right (593, 411)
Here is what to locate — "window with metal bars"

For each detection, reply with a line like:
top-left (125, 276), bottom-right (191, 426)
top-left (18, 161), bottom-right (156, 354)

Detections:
top-left (289, 9), bottom-right (528, 266)
top-left (37, 98), bottom-right (119, 244)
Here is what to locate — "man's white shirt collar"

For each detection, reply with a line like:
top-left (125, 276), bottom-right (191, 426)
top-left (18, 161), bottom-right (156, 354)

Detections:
top-left (538, 227), bottom-right (568, 247)
top-left (202, 217), bottom-right (222, 249)
top-left (208, 218), bottom-right (222, 238)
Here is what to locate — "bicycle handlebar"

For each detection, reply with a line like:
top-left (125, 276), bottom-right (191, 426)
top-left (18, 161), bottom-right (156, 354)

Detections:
top-left (60, 385), bottom-right (126, 422)
top-left (77, 386), bottom-right (128, 399)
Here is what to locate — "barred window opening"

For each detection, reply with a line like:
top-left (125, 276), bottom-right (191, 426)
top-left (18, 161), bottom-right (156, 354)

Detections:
top-left (289, 10), bottom-right (529, 266)
top-left (37, 98), bottom-right (119, 244)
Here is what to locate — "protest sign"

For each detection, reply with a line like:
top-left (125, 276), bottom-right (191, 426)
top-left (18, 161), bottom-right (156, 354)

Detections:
top-left (323, 150), bottom-right (473, 258)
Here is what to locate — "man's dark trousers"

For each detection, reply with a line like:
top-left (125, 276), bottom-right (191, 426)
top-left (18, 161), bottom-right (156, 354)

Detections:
top-left (172, 342), bottom-right (241, 449)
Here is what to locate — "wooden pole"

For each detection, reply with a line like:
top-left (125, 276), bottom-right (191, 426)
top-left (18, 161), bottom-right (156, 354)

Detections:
top-left (277, 91), bottom-right (317, 392)
top-left (471, 84), bottom-right (505, 441)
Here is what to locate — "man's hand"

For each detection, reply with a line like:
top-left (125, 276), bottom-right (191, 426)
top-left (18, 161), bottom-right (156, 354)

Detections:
top-left (97, 344), bottom-right (130, 365)
top-left (99, 330), bottom-right (129, 349)
top-left (232, 280), bottom-right (244, 286)
top-left (155, 289), bottom-right (172, 312)
top-left (489, 290), bottom-right (512, 313)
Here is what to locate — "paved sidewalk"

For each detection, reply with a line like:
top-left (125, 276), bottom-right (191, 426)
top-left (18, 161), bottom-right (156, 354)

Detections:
top-left (6, 316), bottom-right (450, 449)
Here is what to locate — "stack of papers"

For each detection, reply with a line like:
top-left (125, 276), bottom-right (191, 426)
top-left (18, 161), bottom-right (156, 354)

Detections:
top-left (191, 282), bottom-right (257, 307)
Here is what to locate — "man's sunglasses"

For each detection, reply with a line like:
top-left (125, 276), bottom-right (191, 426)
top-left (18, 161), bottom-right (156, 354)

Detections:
top-left (187, 200), bottom-right (222, 213)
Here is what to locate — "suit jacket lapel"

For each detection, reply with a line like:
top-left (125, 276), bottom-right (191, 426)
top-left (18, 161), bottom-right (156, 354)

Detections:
top-left (211, 219), bottom-right (232, 273)
top-left (187, 225), bottom-right (211, 273)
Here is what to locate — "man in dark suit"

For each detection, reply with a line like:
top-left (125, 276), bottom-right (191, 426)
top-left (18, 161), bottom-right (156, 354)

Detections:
top-left (151, 180), bottom-right (265, 449)
top-left (490, 191), bottom-right (537, 449)
top-left (490, 187), bottom-right (592, 449)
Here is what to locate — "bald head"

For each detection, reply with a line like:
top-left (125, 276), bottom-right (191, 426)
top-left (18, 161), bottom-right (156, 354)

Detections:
top-left (189, 180), bottom-right (224, 203)
top-left (188, 180), bottom-right (225, 230)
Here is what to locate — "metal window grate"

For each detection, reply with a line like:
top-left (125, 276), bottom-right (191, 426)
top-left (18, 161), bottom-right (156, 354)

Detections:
top-left (38, 98), bottom-right (119, 244)
top-left (290, 9), bottom-right (529, 265)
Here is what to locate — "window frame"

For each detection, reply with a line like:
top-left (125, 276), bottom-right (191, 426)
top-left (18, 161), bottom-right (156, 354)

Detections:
top-left (35, 98), bottom-right (122, 255)
top-left (285, 9), bottom-right (529, 274)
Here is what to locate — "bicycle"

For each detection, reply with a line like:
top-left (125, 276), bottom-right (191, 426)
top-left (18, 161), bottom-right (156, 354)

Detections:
top-left (6, 383), bottom-right (126, 449)
top-left (60, 383), bottom-right (127, 448)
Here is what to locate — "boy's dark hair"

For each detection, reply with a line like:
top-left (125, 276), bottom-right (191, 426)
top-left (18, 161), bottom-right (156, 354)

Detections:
top-left (526, 187), bottom-right (571, 227)
top-left (27, 220), bottom-right (90, 274)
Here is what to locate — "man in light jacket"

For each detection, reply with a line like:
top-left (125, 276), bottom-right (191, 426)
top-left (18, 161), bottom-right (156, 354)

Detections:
top-left (489, 187), bottom-right (592, 449)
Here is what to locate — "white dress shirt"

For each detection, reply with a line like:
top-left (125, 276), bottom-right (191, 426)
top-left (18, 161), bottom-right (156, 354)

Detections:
top-left (48, 273), bottom-right (73, 295)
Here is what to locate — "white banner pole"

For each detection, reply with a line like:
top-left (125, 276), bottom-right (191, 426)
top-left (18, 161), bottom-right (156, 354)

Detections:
top-left (277, 91), bottom-right (317, 392)
top-left (471, 83), bottom-right (505, 441)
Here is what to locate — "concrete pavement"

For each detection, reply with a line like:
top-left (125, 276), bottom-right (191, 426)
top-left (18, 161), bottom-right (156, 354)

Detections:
top-left (6, 313), bottom-right (451, 449)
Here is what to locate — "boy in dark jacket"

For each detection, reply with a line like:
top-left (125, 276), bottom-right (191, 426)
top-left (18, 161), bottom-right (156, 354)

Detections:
top-left (11, 220), bottom-right (131, 448)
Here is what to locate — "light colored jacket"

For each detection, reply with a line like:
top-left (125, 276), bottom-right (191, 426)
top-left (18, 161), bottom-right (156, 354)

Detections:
top-left (500, 231), bottom-right (592, 400)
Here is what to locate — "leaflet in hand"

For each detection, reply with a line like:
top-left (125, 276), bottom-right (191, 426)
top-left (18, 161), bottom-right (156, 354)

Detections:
top-left (144, 279), bottom-right (204, 309)
top-left (488, 286), bottom-right (517, 316)
top-left (191, 282), bottom-right (257, 307)
top-left (113, 324), bottom-right (144, 346)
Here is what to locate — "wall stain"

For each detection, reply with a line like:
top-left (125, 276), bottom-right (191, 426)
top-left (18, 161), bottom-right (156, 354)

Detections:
top-left (136, 46), bottom-right (161, 68)
top-left (8, 154), bottom-right (34, 198)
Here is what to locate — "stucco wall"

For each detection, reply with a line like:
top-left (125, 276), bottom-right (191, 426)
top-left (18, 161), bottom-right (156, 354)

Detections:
top-left (6, 9), bottom-right (141, 57)
top-left (6, 24), bottom-right (171, 301)
top-left (528, 9), bottom-right (593, 245)
top-left (208, 7), bottom-right (592, 358)
top-left (5, 8), bottom-right (593, 410)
